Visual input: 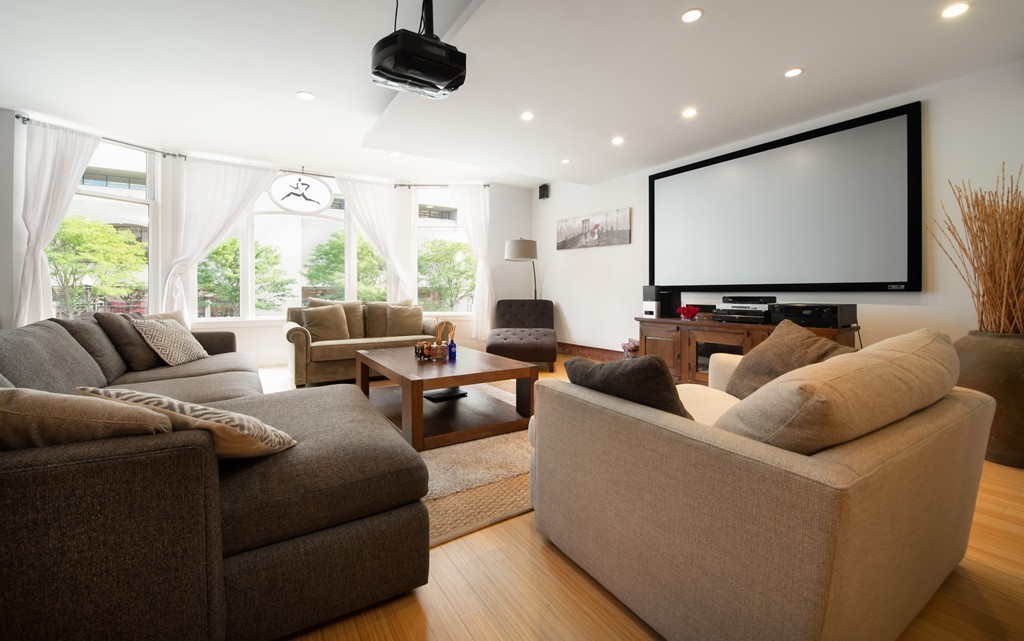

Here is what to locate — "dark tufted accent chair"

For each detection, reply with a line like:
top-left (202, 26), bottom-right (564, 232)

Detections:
top-left (485, 299), bottom-right (558, 371)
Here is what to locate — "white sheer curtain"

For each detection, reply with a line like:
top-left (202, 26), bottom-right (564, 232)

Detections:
top-left (161, 158), bottom-right (276, 317)
top-left (335, 177), bottom-right (415, 302)
top-left (450, 185), bottom-right (494, 339)
top-left (15, 121), bottom-right (101, 326)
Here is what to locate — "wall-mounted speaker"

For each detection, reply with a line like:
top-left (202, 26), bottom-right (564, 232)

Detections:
top-left (539, 184), bottom-right (550, 199)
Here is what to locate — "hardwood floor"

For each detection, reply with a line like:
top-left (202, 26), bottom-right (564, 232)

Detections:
top-left (271, 352), bottom-right (1024, 641)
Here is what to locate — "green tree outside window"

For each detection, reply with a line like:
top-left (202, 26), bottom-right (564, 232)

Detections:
top-left (303, 231), bottom-right (388, 302)
top-left (197, 237), bottom-right (295, 316)
top-left (46, 216), bottom-right (148, 318)
top-left (417, 238), bottom-right (476, 311)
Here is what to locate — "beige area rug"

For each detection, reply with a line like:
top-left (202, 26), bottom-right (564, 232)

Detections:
top-left (421, 383), bottom-right (533, 546)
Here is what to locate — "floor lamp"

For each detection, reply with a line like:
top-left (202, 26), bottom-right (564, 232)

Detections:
top-left (505, 238), bottom-right (538, 299)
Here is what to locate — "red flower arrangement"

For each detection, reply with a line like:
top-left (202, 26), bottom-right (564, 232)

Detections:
top-left (676, 304), bottom-right (700, 320)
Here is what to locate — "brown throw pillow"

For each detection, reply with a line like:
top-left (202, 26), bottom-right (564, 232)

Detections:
top-left (565, 355), bottom-right (693, 419)
top-left (0, 388), bottom-right (172, 450)
top-left (364, 302), bottom-right (389, 338)
top-left (53, 316), bottom-right (128, 383)
top-left (94, 312), bottom-right (163, 371)
top-left (387, 305), bottom-right (423, 336)
top-left (301, 304), bottom-right (350, 342)
top-left (725, 320), bottom-right (855, 399)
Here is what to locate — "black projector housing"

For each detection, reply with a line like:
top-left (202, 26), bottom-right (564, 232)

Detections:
top-left (371, 29), bottom-right (466, 100)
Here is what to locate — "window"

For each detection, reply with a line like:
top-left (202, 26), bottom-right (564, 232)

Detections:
top-left (195, 183), bottom-right (389, 319)
top-left (416, 188), bottom-right (475, 312)
top-left (47, 142), bottom-right (152, 318)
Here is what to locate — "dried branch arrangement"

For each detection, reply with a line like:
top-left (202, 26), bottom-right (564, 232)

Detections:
top-left (930, 164), bottom-right (1024, 334)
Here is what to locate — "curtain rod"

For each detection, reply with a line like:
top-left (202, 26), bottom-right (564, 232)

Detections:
top-left (15, 113), bottom-right (185, 158)
top-left (394, 183), bottom-right (490, 188)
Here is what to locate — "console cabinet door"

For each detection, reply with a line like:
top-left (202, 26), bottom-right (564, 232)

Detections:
top-left (640, 325), bottom-right (682, 381)
top-left (686, 329), bottom-right (755, 384)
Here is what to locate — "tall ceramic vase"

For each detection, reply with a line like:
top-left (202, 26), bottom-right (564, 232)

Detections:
top-left (955, 331), bottom-right (1024, 468)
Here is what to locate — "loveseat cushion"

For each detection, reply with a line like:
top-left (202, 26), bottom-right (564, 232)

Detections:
top-left (301, 304), bottom-right (350, 341)
top-left (53, 316), bottom-right (128, 383)
top-left (0, 320), bottom-right (107, 393)
top-left (307, 299), bottom-right (366, 339)
top-left (725, 320), bottom-right (855, 399)
top-left (208, 386), bottom-right (428, 556)
top-left (387, 305), bottom-right (423, 336)
top-left (714, 329), bottom-right (960, 454)
top-left (309, 335), bottom-right (434, 362)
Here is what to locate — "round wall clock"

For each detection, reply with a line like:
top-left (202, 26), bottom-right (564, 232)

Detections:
top-left (269, 173), bottom-right (333, 214)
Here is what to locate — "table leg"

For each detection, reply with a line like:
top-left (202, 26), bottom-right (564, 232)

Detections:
top-left (516, 367), bottom-right (538, 417)
top-left (357, 357), bottom-right (371, 396)
top-left (401, 378), bottom-right (425, 451)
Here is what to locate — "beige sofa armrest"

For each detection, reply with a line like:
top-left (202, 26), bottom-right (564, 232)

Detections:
top-left (284, 321), bottom-right (311, 387)
top-left (531, 378), bottom-right (994, 641)
top-left (707, 352), bottom-right (742, 391)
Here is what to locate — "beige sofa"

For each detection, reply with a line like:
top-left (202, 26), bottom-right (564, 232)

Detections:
top-left (530, 330), bottom-right (996, 641)
top-left (284, 301), bottom-right (437, 387)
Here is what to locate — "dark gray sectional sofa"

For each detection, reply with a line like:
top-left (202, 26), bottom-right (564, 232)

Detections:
top-left (0, 317), bottom-right (429, 641)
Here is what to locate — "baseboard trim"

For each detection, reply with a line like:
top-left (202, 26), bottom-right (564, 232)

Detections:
top-left (557, 342), bottom-right (622, 363)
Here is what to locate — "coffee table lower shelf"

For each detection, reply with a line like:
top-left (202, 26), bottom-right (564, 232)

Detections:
top-left (367, 385), bottom-right (529, 450)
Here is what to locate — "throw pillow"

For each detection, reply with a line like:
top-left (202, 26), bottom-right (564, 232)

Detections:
top-left (726, 320), bottom-right (856, 399)
top-left (565, 355), bottom-right (694, 419)
top-left (94, 312), bottom-right (163, 371)
top-left (713, 329), bottom-right (960, 455)
top-left (387, 305), bottom-right (423, 336)
top-left (0, 372), bottom-right (13, 389)
top-left (364, 302), bottom-right (389, 338)
top-left (53, 316), bottom-right (128, 383)
top-left (301, 304), bottom-right (350, 342)
top-left (130, 318), bottom-right (209, 366)
top-left (0, 388), bottom-right (171, 450)
top-left (143, 310), bottom-right (190, 330)
top-left (77, 387), bottom-right (297, 458)
top-left (305, 299), bottom-right (365, 338)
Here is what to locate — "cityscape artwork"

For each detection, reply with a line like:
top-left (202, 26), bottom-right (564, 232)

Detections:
top-left (556, 207), bottom-right (631, 250)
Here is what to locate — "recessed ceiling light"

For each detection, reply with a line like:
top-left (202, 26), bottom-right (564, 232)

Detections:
top-left (612, 136), bottom-right (625, 146)
top-left (681, 8), bottom-right (703, 23)
top-left (784, 68), bottom-right (803, 78)
top-left (295, 91), bottom-right (316, 101)
top-left (561, 159), bottom-right (571, 165)
top-left (520, 111), bottom-right (535, 121)
top-left (681, 107), bottom-right (699, 119)
top-left (941, 3), bottom-right (969, 18)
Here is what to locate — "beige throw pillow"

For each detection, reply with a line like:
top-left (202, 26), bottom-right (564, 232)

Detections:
top-left (713, 329), bottom-right (960, 455)
top-left (387, 305), bottom-right (424, 336)
top-left (131, 318), bottom-right (209, 366)
top-left (726, 320), bottom-right (855, 399)
top-left (0, 388), bottom-right (171, 450)
top-left (143, 310), bottom-right (190, 330)
top-left (301, 304), bottom-right (350, 342)
top-left (77, 387), bottom-right (297, 458)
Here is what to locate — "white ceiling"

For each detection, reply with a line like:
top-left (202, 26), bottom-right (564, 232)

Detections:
top-left (1, 0), bottom-right (1022, 188)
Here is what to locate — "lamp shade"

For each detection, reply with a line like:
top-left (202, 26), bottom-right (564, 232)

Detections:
top-left (505, 239), bottom-right (537, 261)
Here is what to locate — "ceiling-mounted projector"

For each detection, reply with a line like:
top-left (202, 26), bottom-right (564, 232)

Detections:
top-left (371, 0), bottom-right (466, 100)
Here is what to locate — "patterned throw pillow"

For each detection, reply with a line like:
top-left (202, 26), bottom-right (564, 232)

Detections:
top-left (130, 318), bottom-right (209, 366)
top-left (76, 387), bottom-right (297, 458)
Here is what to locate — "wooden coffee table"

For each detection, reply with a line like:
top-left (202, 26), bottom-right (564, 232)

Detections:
top-left (355, 346), bottom-right (539, 451)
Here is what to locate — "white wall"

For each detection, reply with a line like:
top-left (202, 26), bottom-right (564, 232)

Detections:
top-left (533, 60), bottom-right (1024, 350)
top-left (0, 109), bottom-right (26, 330)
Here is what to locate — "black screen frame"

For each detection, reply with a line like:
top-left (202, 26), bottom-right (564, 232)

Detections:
top-left (648, 101), bottom-right (922, 293)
